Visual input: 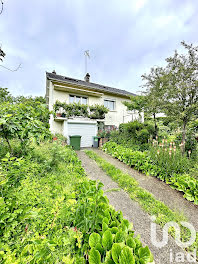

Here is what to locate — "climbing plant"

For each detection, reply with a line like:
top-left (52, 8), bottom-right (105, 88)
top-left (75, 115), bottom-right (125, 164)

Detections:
top-left (53, 101), bottom-right (109, 120)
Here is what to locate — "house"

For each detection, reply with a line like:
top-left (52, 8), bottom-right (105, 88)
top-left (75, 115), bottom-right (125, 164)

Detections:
top-left (46, 71), bottom-right (143, 147)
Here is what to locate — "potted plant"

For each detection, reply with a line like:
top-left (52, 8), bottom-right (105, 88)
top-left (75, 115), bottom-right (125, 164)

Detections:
top-left (97, 129), bottom-right (110, 146)
top-left (61, 113), bottom-right (66, 118)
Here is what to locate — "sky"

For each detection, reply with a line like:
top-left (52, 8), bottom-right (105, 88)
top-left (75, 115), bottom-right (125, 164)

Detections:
top-left (0, 0), bottom-right (198, 97)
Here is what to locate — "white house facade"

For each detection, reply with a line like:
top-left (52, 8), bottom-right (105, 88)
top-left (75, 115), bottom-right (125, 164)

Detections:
top-left (46, 71), bottom-right (143, 147)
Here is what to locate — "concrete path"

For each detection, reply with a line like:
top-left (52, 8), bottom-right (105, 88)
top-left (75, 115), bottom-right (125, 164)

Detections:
top-left (94, 149), bottom-right (198, 231)
top-left (76, 150), bottom-right (196, 264)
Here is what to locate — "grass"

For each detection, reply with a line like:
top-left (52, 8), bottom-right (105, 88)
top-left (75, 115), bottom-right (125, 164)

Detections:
top-left (85, 149), bottom-right (198, 255)
top-left (104, 188), bottom-right (121, 193)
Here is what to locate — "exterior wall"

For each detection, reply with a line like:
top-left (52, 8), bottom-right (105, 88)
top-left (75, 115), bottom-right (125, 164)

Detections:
top-left (47, 80), bottom-right (142, 135)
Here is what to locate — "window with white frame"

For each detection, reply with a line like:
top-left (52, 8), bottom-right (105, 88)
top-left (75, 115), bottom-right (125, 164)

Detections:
top-left (69, 95), bottom-right (88, 104)
top-left (104, 99), bottom-right (115, 111)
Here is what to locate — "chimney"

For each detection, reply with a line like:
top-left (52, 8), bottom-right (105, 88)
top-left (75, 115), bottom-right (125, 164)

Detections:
top-left (52, 70), bottom-right (56, 74)
top-left (84, 73), bottom-right (90, 82)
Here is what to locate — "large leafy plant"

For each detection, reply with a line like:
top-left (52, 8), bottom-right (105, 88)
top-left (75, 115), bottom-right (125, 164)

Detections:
top-left (73, 180), bottom-right (154, 263)
top-left (0, 102), bottom-right (51, 153)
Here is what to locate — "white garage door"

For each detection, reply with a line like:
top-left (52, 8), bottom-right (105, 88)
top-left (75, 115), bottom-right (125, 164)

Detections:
top-left (68, 122), bottom-right (97, 148)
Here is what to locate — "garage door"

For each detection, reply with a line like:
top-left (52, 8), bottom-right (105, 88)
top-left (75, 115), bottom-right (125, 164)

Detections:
top-left (68, 122), bottom-right (97, 148)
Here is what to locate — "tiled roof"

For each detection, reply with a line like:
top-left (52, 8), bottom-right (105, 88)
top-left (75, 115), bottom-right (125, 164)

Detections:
top-left (46, 72), bottom-right (136, 97)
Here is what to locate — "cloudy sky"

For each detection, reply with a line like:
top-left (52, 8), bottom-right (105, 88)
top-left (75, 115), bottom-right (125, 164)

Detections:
top-left (0, 0), bottom-right (198, 96)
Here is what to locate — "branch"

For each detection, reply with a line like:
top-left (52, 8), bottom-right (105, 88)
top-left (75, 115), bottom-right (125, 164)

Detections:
top-left (0, 0), bottom-right (3, 15)
top-left (0, 63), bottom-right (22, 72)
top-left (0, 46), bottom-right (6, 61)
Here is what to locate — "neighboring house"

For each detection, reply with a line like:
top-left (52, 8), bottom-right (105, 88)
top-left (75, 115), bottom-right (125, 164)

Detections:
top-left (46, 71), bottom-right (143, 147)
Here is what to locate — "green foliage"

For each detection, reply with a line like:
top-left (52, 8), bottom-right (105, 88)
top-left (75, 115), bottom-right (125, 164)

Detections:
top-left (102, 230), bottom-right (113, 250)
top-left (54, 101), bottom-right (89, 118)
top-left (89, 104), bottom-right (109, 119)
top-left (89, 248), bottom-right (101, 264)
top-left (89, 233), bottom-right (101, 248)
top-left (102, 141), bottom-right (198, 205)
top-left (123, 95), bottom-right (146, 116)
top-left (13, 96), bottom-right (50, 128)
top-left (162, 42), bottom-right (198, 126)
top-left (112, 243), bottom-right (122, 263)
top-left (0, 88), bottom-right (49, 128)
top-left (85, 149), bottom-right (198, 256)
top-left (0, 88), bottom-right (13, 103)
top-left (110, 121), bottom-right (154, 151)
top-left (53, 100), bottom-right (109, 119)
top-left (149, 140), bottom-right (191, 177)
top-left (142, 42), bottom-right (198, 145)
top-left (0, 86), bottom-right (155, 263)
top-left (13, 95), bottom-right (46, 104)
top-left (52, 133), bottom-right (67, 145)
top-left (119, 246), bottom-right (135, 264)
top-left (0, 102), bottom-right (51, 153)
top-left (138, 246), bottom-right (153, 263)
top-left (0, 143), bottom-right (87, 263)
top-left (175, 129), bottom-right (197, 156)
top-left (141, 67), bottom-right (165, 136)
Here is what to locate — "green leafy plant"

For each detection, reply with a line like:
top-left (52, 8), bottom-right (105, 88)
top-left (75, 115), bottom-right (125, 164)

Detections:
top-left (85, 149), bottom-right (198, 258)
top-left (110, 121), bottom-right (155, 151)
top-left (0, 102), bottom-right (51, 154)
top-left (102, 141), bottom-right (198, 205)
top-left (89, 104), bottom-right (109, 119)
top-left (53, 101), bottom-right (109, 120)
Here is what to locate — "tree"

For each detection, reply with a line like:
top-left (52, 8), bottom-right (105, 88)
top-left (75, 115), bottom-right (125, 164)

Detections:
top-left (141, 67), bottom-right (165, 137)
top-left (123, 67), bottom-right (164, 138)
top-left (0, 102), bottom-right (51, 153)
top-left (123, 95), bottom-right (146, 118)
top-left (160, 41), bottom-right (198, 149)
top-left (0, 87), bottom-right (13, 103)
top-left (13, 95), bottom-right (50, 128)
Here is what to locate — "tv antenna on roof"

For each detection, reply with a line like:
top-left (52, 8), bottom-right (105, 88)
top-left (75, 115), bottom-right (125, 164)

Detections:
top-left (84, 50), bottom-right (90, 74)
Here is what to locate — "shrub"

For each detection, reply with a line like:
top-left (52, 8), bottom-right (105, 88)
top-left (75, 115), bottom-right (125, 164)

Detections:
top-left (109, 121), bottom-right (155, 151)
top-left (0, 102), bottom-right (51, 154)
top-left (175, 129), bottom-right (197, 157)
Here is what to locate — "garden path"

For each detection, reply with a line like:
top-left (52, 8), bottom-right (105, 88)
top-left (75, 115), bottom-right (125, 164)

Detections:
top-left (93, 149), bottom-right (198, 231)
top-left (77, 150), bottom-right (195, 264)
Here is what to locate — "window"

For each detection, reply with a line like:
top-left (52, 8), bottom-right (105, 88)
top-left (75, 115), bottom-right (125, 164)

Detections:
top-left (69, 95), bottom-right (75, 103)
top-left (104, 99), bottom-right (115, 111)
top-left (82, 97), bottom-right (87, 104)
top-left (69, 95), bottom-right (88, 104)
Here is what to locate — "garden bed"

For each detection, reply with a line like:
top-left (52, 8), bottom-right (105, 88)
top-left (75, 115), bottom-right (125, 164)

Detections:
top-left (0, 141), bottom-right (154, 264)
top-left (102, 141), bottom-right (198, 205)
